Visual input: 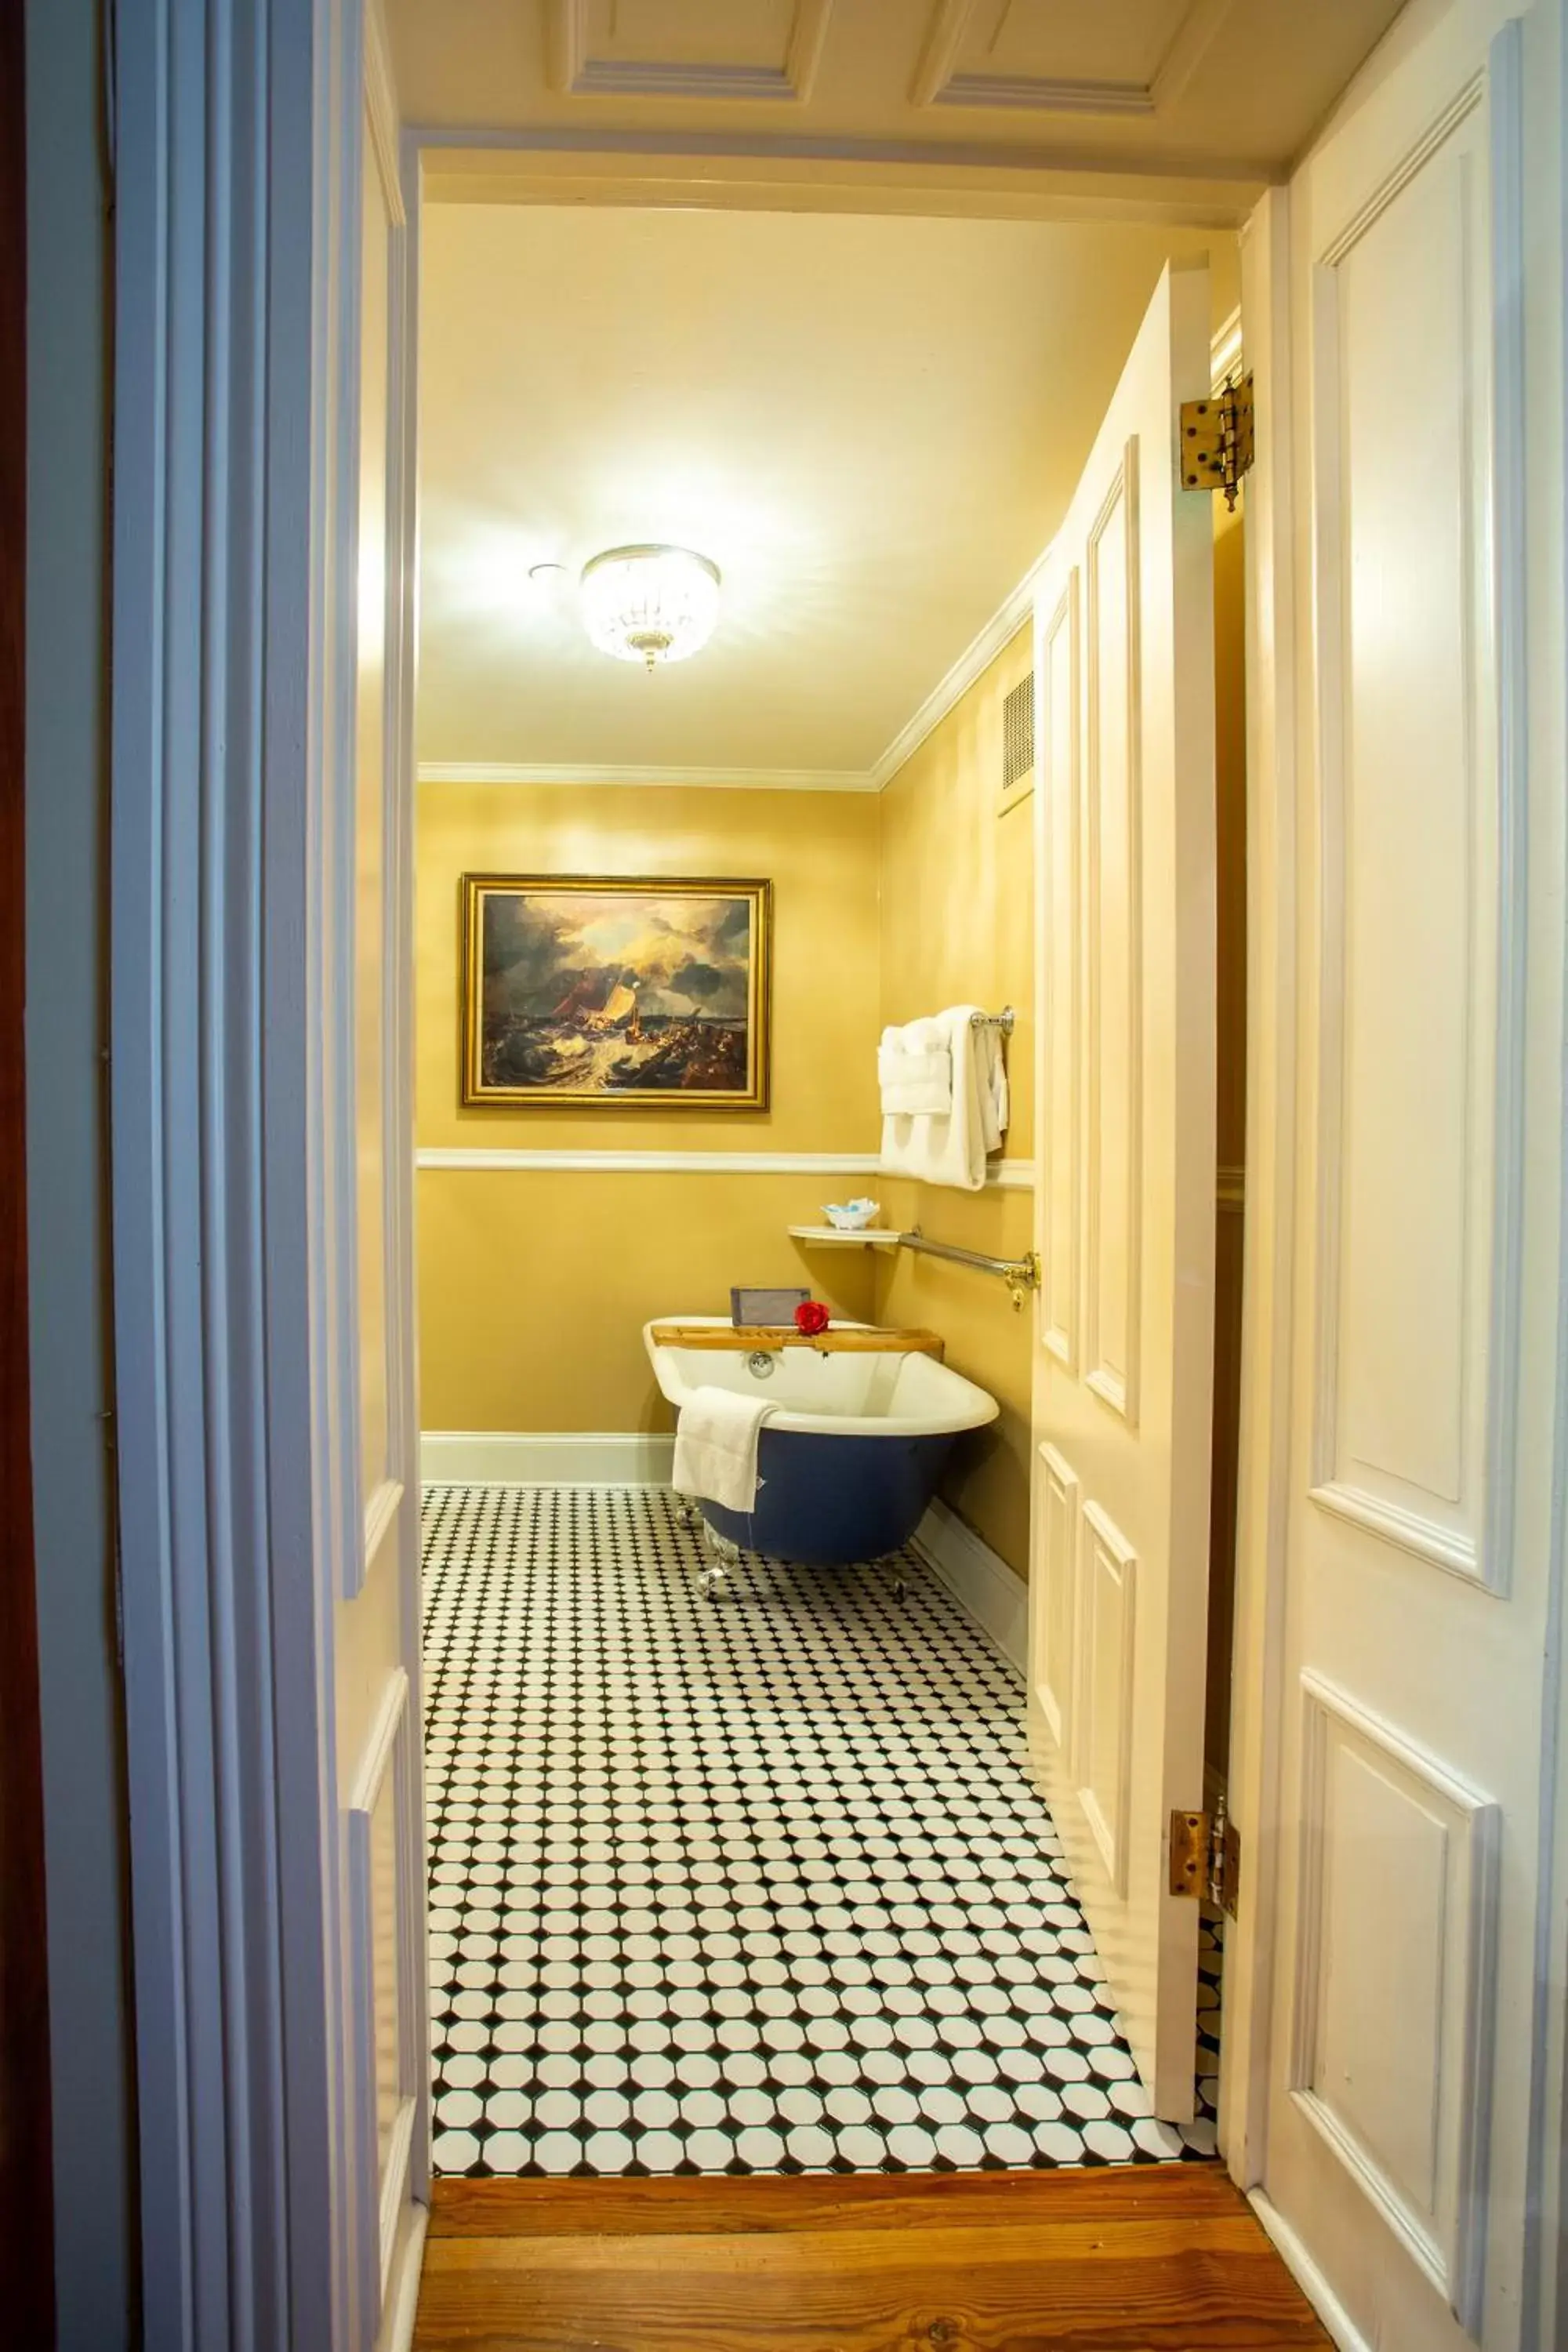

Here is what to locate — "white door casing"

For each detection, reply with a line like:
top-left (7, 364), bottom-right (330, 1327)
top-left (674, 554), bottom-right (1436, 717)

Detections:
top-left (1028, 260), bottom-right (1218, 2123)
top-left (110, 1), bottom-right (426, 2345)
top-left (1234, 2), bottom-right (1567, 2345)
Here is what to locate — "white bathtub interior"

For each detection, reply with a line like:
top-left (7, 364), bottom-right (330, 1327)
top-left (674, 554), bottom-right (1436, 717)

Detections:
top-left (644, 1317), bottom-right (1000, 1436)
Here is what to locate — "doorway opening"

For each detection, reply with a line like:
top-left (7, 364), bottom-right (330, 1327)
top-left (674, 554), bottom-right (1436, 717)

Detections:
top-left (408, 196), bottom-right (1246, 2190)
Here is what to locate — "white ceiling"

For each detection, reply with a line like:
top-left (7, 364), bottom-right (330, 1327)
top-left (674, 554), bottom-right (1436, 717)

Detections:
top-left (387, 0), bottom-right (1408, 187)
top-left (416, 203), bottom-right (1240, 775)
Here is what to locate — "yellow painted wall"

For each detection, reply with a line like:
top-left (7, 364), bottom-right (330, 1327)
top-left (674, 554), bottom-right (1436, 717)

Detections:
top-left (873, 624), bottom-right (1036, 1574)
top-left (416, 782), bottom-right (883, 1432)
top-left (420, 1173), bottom-right (878, 1432)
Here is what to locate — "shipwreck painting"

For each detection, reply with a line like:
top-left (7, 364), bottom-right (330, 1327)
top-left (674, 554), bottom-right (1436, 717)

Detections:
top-left (460, 874), bottom-right (772, 1109)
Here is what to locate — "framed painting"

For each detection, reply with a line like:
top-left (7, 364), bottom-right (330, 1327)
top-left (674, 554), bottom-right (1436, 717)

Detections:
top-left (460, 874), bottom-right (773, 1110)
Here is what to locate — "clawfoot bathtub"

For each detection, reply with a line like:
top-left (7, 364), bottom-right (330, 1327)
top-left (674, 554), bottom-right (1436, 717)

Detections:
top-left (644, 1318), bottom-right (999, 1570)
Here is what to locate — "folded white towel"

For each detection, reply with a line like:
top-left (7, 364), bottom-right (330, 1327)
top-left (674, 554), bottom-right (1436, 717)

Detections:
top-left (879, 1058), bottom-right (953, 1116)
top-left (877, 1024), bottom-right (954, 1118)
top-left (673, 1385), bottom-right (777, 1515)
top-left (877, 1042), bottom-right (953, 1089)
top-left (881, 1004), bottom-right (1009, 1191)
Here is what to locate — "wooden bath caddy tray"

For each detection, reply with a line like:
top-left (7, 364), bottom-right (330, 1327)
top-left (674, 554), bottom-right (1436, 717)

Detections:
top-left (649, 1323), bottom-right (945, 1359)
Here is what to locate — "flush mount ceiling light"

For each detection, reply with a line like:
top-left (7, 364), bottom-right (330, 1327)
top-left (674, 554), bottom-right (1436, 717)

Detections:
top-left (579, 543), bottom-right (722, 671)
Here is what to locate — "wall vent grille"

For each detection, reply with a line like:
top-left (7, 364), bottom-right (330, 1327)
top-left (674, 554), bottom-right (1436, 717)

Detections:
top-left (1002, 676), bottom-right (1034, 794)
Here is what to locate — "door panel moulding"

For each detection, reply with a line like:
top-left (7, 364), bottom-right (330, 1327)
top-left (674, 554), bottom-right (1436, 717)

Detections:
top-left (1288, 1674), bottom-right (1498, 2333)
top-left (1032, 1444), bottom-right (1083, 1753)
top-left (1301, 48), bottom-right (1523, 1603)
top-left (1080, 442), bottom-right (1144, 1434)
top-left (909, 0), bottom-right (1236, 118)
top-left (546, 0), bottom-right (834, 105)
top-left (1076, 1502), bottom-right (1140, 1895)
top-left (1037, 568), bottom-right (1083, 1373)
top-left (347, 1669), bottom-right (425, 2330)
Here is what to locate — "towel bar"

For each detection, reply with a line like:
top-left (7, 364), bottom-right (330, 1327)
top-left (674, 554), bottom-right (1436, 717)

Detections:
top-left (899, 1225), bottom-right (1040, 1311)
top-left (969, 1006), bottom-right (1015, 1035)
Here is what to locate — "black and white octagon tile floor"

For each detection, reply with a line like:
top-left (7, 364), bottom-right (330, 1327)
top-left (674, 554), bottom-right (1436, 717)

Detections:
top-left (422, 1483), bottom-right (1221, 2179)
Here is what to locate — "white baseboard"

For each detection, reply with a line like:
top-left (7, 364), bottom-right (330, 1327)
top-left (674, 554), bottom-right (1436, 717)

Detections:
top-left (421, 1430), bottom-right (675, 1486)
top-left (912, 1494), bottom-right (1026, 1672)
top-left (1247, 2190), bottom-right (1370, 2352)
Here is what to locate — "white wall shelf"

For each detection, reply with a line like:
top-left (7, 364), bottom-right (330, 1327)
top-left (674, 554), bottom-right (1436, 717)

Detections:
top-left (788, 1225), bottom-right (909, 1249)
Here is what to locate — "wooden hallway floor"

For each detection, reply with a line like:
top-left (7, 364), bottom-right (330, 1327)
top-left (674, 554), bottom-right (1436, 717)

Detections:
top-left (413, 2165), bottom-right (1330, 2350)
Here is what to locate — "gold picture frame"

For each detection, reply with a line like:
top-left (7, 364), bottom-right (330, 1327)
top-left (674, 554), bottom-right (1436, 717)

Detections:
top-left (460, 873), bottom-right (773, 1110)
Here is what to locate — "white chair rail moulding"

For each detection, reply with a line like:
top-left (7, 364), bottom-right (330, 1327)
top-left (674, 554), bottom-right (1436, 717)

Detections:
top-left (416, 1147), bottom-right (1037, 1188)
top-left (416, 761), bottom-right (879, 792)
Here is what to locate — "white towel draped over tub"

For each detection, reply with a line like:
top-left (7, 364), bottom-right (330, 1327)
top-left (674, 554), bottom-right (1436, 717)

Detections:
top-left (880, 1004), bottom-right (1008, 1191)
top-left (673, 1385), bottom-right (778, 1514)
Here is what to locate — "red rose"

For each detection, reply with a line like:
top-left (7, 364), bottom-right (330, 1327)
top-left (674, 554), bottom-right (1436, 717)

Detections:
top-left (795, 1300), bottom-right (830, 1337)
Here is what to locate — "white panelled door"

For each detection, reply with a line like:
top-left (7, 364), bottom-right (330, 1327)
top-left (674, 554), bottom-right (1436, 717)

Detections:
top-left (1028, 262), bottom-right (1218, 2122)
top-left (332, 8), bottom-right (426, 2346)
top-left (1258, 2), bottom-right (1565, 2346)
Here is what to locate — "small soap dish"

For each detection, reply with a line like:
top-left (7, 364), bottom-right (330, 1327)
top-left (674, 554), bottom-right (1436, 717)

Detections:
top-left (822, 1197), bottom-right (881, 1232)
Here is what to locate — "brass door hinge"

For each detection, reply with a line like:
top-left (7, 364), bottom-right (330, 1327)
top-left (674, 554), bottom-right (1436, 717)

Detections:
top-left (1180, 374), bottom-right (1254, 512)
top-left (1169, 1798), bottom-right (1240, 1918)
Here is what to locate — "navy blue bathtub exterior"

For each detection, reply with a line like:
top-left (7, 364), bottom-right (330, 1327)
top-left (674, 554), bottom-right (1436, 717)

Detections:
top-left (699, 1426), bottom-right (958, 1568)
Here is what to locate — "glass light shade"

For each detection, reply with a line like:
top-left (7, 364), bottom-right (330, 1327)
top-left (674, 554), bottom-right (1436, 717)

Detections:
top-left (579, 543), bottom-right (722, 670)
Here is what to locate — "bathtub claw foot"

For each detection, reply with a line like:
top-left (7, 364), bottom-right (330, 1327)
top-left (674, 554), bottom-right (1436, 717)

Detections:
top-left (873, 1552), bottom-right (911, 1602)
top-left (697, 1524), bottom-right (741, 1597)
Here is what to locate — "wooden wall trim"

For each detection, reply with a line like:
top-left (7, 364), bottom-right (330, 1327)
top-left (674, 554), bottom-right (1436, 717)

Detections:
top-left (0, 0), bottom-right (56, 2339)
